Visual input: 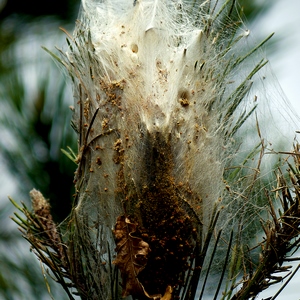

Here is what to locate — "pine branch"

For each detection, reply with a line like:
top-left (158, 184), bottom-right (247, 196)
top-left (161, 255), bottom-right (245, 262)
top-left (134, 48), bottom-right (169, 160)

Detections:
top-left (10, 190), bottom-right (87, 300)
top-left (231, 143), bottom-right (300, 299)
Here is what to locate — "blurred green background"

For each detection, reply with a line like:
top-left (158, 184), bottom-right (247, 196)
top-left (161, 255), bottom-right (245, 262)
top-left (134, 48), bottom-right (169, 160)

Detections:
top-left (0, 0), bottom-right (278, 299)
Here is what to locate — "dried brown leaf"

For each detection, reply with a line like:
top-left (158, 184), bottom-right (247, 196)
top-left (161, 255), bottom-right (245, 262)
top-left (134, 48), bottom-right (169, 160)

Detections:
top-left (113, 215), bottom-right (161, 299)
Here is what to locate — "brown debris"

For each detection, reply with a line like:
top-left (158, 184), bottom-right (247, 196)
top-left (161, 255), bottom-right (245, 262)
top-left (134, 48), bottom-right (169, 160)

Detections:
top-left (179, 98), bottom-right (190, 107)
